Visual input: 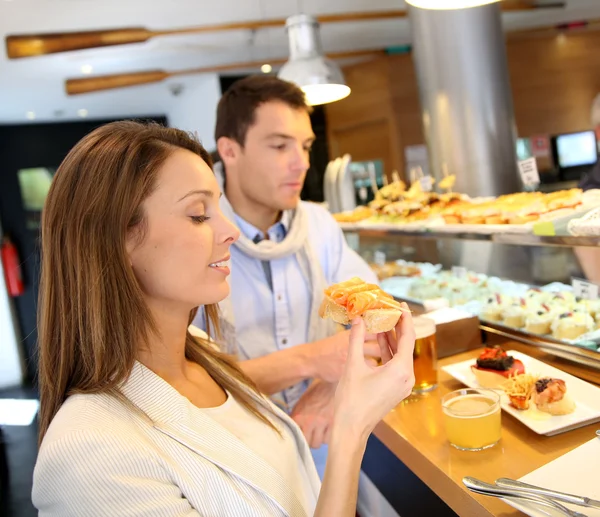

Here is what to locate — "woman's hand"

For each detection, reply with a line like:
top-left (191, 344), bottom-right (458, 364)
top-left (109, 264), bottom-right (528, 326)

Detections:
top-left (332, 303), bottom-right (416, 442)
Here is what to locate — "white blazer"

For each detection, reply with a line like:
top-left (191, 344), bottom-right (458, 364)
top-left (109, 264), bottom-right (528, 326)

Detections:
top-left (32, 361), bottom-right (321, 516)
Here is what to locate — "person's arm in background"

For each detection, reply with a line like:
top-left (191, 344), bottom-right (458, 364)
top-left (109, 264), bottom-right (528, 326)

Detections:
top-left (573, 161), bottom-right (600, 283)
top-left (574, 247), bottom-right (600, 283)
top-left (192, 309), bottom-right (381, 396)
top-left (238, 331), bottom-right (381, 395)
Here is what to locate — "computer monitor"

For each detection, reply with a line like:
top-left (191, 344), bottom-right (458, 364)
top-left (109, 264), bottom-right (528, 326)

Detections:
top-left (552, 130), bottom-right (598, 181)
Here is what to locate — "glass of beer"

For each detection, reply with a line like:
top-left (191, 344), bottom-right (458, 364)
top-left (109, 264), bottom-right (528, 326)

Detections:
top-left (442, 388), bottom-right (501, 451)
top-left (412, 316), bottom-right (438, 394)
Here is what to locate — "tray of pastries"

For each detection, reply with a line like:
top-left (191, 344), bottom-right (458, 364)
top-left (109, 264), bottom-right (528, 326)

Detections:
top-left (334, 179), bottom-right (600, 235)
top-left (381, 266), bottom-right (600, 351)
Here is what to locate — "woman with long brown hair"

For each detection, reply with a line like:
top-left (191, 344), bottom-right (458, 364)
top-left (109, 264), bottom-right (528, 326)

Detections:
top-left (32, 120), bottom-right (415, 517)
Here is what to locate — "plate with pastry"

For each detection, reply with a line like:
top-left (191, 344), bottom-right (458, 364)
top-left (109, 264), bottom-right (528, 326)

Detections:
top-left (442, 348), bottom-right (600, 435)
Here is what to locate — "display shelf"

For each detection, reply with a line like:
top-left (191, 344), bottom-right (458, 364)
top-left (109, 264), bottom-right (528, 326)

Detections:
top-left (480, 324), bottom-right (600, 371)
top-left (395, 299), bottom-right (600, 372)
top-left (342, 226), bottom-right (600, 248)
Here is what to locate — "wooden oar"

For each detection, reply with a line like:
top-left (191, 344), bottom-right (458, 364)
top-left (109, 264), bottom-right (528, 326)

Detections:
top-left (6, 10), bottom-right (407, 59)
top-left (6, 2), bottom-right (563, 59)
top-left (65, 49), bottom-right (386, 95)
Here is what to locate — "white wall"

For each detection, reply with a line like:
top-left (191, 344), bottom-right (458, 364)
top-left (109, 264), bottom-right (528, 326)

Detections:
top-left (0, 74), bottom-right (222, 388)
top-left (167, 74), bottom-right (221, 152)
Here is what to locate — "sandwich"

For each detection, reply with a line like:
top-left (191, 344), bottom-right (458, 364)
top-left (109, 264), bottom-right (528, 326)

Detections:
top-left (319, 277), bottom-right (405, 333)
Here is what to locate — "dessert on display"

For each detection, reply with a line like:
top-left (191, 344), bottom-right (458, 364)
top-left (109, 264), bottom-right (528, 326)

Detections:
top-left (387, 265), bottom-right (600, 346)
top-left (551, 312), bottom-right (596, 341)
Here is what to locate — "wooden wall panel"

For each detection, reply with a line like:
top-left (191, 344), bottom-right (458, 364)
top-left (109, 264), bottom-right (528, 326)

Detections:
top-left (507, 30), bottom-right (600, 136)
top-left (325, 57), bottom-right (404, 179)
top-left (325, 29), bottom-right (600, 177)
top-left (329, 118), bottom-right (394, 174)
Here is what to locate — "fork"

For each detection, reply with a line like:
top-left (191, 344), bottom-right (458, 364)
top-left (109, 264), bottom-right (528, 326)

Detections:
top-left (463, 477), bottom-right (589, 517)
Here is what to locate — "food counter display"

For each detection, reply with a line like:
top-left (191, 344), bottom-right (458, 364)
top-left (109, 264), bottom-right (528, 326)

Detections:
top-left (335, 177), bottom-right (600, 237)
top-left (340, 222), bottom-right (600, 517)
top-left (338, 196), bottom-right (600, 372)
top-left (331, 176), bottom-right (600, 517)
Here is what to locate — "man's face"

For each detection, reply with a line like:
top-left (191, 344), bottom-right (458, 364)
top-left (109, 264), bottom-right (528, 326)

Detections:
top-left (224, 100), bottom-right (315, 212)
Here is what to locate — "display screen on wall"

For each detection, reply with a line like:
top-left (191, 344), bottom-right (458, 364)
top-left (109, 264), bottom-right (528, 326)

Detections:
top-left (17, 167), bottom-right (56, 230)
top-left (556, 131), bottom-right (598, 168)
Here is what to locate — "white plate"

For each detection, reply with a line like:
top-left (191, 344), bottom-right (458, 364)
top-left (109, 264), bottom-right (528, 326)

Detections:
top-left (337, 154), bottom-right (356, 213)
top-left (441, 351), bottom-right (600, 436)
top-left (503, 436), bottom-right (600, 517)
top-left (324, 157), bottom-right (341, 213)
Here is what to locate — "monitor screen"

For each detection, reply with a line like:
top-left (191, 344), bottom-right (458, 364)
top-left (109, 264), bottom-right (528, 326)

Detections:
top-left (556, 131), bottom-right (598, 168)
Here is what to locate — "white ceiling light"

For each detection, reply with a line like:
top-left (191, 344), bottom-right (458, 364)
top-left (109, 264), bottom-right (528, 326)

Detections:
top-left (405, 0), bottom-right (499, 9)
top-left (80, 64), bottom-right (93, 75)
top-left (278, 14), bottom-right (350, 106)
top-left (77, 108), bottom-right (88, 118)
top-left (26, 111), bottom-right (35, 120)
top-left (261, 63), bottom-right (272, 74)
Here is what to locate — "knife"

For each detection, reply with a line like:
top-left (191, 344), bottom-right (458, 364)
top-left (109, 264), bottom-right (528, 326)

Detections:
top-left (496, 478), bottom-right (600, 510)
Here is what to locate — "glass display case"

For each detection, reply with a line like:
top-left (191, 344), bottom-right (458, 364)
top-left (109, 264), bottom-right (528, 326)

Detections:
top-left (343, 228), bottom-right (600, 371)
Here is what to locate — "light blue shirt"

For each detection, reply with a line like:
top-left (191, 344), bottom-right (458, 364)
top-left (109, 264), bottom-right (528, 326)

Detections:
top-left (193, 200), bottom-right (377, 477)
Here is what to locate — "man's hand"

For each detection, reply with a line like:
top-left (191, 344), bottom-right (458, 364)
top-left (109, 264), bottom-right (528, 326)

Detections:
top-left (306, 330), bottom-right (381, 383)
top-left (291, 379), bottom-right (337, 449)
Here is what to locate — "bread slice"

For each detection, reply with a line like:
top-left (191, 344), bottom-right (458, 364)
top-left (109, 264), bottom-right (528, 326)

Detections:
top-left (319, 297), bottom-right (350, 325)
top-left (319, 298), bottom-right (401, 333)
top-left (536, 395), bottom-right (576, 416)
top-left (362, 309), bottom-right (402, 333)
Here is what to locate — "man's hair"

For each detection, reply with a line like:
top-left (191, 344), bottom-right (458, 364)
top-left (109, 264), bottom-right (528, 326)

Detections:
top-left (215, 75), bottom-right (312, 146)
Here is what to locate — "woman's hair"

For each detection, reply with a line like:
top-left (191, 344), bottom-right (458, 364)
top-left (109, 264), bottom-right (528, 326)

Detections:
top-left (38, 120), bottom-right (275, 442)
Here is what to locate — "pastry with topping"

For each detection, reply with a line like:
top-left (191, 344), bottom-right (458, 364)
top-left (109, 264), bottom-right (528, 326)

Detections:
top-left (471, 346), bottom-right (525, 389)
top-left (533, 378), bottom-right (576, 415)
top-left (551, 312), bottom-right (595, 341)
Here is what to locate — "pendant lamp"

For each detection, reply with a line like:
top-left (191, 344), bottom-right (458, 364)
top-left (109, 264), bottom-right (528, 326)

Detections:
top-left (278, 14), bottom-right (351, 106)
top-left (405, 0), bottom-right (500, 9)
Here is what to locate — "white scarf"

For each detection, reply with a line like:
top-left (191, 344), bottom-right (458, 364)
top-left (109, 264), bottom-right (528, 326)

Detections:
top-left (214, 163), bottom-right (337, 357)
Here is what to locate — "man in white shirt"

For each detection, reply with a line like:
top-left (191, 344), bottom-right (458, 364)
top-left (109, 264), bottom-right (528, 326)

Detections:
top-left (193, 75), bottom-right (378, 478)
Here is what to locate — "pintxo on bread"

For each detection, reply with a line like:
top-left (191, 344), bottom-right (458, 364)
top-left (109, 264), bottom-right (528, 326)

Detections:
top-left (502, 375), bottom-right (576, 416)
top-left (319, 277), bottom-right (408, 333)
top-left (470, 346), bottom-right (526, 389)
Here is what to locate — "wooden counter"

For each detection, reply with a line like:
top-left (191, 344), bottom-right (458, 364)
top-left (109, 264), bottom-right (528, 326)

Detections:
top-left (374, 341), bottom-right (600, 517)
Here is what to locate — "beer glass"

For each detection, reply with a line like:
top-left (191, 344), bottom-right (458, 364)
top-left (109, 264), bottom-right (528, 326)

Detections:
top-left (412, 316), bottom-right (438, 394)
top-left (442, 388), bottom-right (501, 451)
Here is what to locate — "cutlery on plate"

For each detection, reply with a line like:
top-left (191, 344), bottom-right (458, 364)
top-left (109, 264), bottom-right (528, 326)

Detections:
top-left (496, 478), bottom-right (600, 510)
top-left (463, 477), bottom-right (589, 517)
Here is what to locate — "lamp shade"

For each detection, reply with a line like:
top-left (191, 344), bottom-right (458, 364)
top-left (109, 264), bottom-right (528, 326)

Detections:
top-left (405, 0), bottom-right (499, 9)
top-left (278, 14), bottom-right (350, 106)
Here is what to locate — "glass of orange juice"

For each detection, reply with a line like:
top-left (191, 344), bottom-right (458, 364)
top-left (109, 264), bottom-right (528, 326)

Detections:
top-left (442, 388), bottom-right (501, 451)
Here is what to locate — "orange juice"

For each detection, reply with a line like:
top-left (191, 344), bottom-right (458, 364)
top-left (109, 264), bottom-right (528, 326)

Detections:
top-left (442, 390), bottom-right (501, 451)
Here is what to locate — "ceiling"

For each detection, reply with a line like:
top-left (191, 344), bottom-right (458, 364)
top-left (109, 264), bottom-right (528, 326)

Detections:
top-left (1, 0), bottom-right (600, 124)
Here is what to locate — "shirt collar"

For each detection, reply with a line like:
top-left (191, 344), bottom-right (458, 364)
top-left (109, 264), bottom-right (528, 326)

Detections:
top-left (234, 210), bottom-right (292, 243)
